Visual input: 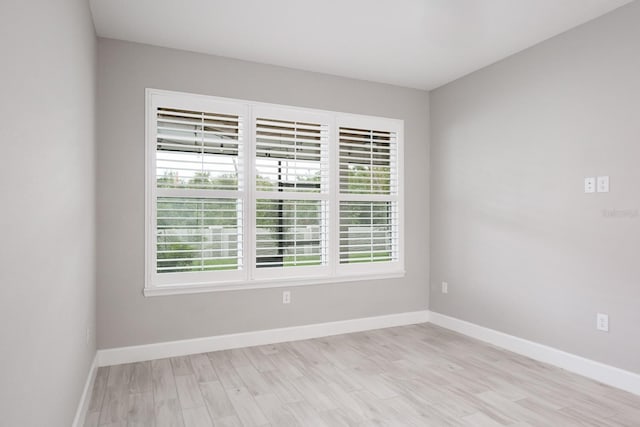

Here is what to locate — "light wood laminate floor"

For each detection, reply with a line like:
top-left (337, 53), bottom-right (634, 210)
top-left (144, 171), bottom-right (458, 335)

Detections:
top-left (85, 323), bottom-right (640, 426)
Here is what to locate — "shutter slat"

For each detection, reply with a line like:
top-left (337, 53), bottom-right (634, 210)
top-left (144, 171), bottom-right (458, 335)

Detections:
top-left (155, 188), bottom-right (243, 272)
top-left (338, 200), bottom-right (398, 265)
top-left (255, 198), bottom-right (327, 269)
top-left (255, 117), bottom-right (328, 194)
top-left (155, 106), bottom-right (243, 194)
top-left (339, 126), bottom-right (397, 196)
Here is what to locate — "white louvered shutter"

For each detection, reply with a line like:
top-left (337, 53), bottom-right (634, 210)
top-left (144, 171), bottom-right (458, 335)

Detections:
top-left (149, 93), bottom-right (247, 287)
top-left (253, 110), bottom-right (330, 278)
top-left (338, 122), bottom-right (401, 269)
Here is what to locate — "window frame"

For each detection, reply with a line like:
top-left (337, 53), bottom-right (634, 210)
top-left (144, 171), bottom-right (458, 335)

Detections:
top-left (145, 89), bottom-right (404, 296)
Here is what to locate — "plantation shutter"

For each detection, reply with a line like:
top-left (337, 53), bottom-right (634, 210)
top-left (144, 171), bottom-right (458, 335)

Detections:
top-left (338, 124), bottom-right (400, 266)
top-left (253, 111), bottom-right (330, 276)
top-left (146, 90), bottom-right (404, 294)
top-left (150, 94), bottom-right (247, 286)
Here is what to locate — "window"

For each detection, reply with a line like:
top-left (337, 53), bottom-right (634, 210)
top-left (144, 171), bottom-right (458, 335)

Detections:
top-left (146, 89), bottom-right (403, 295)
top-left (338, 122), bottom-right (399, 274)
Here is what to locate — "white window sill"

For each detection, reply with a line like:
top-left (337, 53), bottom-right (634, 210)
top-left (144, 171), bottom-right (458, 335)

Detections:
top-left (143, 271), bottom-right (406, 297)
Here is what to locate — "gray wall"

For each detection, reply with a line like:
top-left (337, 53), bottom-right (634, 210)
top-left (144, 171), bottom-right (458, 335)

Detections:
top-left (430, 1), bottom-right (640, 373)
top-left (96, 39), bottom-right (429, 349)
top-left (0, 0), bottom-right (96, 425)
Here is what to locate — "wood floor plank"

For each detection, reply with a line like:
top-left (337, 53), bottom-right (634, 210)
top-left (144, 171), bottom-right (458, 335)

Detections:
top-left (152, 359), bottom-right (184, 427)
top-left (256, 344), bottom-right (280, 356)
top-left (182, 405), bottom-right (213, 427)
top-left (305, 362), bottom-right (362, 393)
top-left (476, 390), bottom-right (550, 426)
top-left (346, 390), bottom-right (404, 425)
top-left (385, 395), bottom-right (450, 426)
top-left (207, 351), bottom-right (245, 390)
top-left (99, 364), bottom-right (133, 425)
top-left (254, 392), bottom-right (300, 426)
top-left (265, 348), bottom-right (305, 380)
top-left (83, 411), bottom-right (100, 427)
top-left (152, 359), bottom-right (179, 402)
top-left (190, 353), bottom-right (218, 383)
top-left (89, 324), bottom-right (640, 427)
top-left (261, 371), bottom-right (303, 404)
top-left (89, 367), bottom-right (109, 413)
top-left (175, 374), bottom-right (205, 409)
top-left (289, 374), bottom-right (338, 412)
top-left (283, 400), bottom-right (327, 427)
top-left (170, 356), bottom-right (194, 376)
top-left (347, 371), bottom-right (398, 399)
top-left (130, 362), bottom-right (152, 394)
top-left (225, 387), bottom-right (269, 426)
top-left (127, 391), bottom-right (154, 427)
top-left (234, 364), bottom-right (272, 397)
top-left (461, 411), bottom-right (507, 427)
top-left (243, 346), bottom-right (276, 372)
top-left (106, 364), bottom-right (134, 387)
top-left (155, 398), bottom-right (184, 427)
top-left (211, 415), bottom-right (243, 427)
top-left (227, 349), bottom-right (252, 369)
top-left (199, 381), bottom-right (236, 420)
top-left (99, 386), bottom-right (129, 426)
top-left (317, 409), bottom-right (352, 427)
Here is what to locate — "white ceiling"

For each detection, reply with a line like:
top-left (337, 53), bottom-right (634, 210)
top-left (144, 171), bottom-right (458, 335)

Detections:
top-left (90, 0), bottom-right (632, 90)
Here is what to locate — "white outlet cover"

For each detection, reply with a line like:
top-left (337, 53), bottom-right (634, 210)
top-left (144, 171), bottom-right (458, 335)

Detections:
top-left (442, 282), bottom-right (448, 294)
top-left (597, 176), bottom-right (609, 193)
top-left (596, 313), bottom-right (609, 332)
top-left (584, 177), bottom-right (596, 193)
top-left (282, 291), bottom-right (291, 304)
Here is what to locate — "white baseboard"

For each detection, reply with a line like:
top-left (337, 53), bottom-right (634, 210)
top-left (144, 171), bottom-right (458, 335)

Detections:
top-left (429, 311), bottom-right (640, 396)
top-left (72, 353), bottom-right (98, 427)
top-left (97, 310), bottom-right (430, 367)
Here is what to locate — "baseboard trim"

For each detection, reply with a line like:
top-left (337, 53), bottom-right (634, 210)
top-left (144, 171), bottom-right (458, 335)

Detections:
top-left (72, 353), bottom-right (98, 427)
top-left (97, 310), bottom-right (430, 367)
top-left (429, 311), bottom-right (640, 396)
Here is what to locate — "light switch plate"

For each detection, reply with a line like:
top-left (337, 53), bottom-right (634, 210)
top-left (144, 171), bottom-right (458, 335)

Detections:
top-left (597, 313), bottom-right (609, 332)
top-left (584, 177), bottom-right (596, 193)
top-left (597, 176), bottom-right (609, 193)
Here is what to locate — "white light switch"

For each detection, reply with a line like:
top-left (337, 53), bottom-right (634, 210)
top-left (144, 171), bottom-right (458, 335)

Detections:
top-left (597, 176), bottom-right (609, 193)
top-left (584, 177), bottom-right (596, 193)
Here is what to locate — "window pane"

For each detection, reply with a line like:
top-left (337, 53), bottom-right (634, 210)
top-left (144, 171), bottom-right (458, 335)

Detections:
top-left (157, 197), bottom-right (243, 273)
top-left (339, 127), bottom-right (397, 195)
top-left (256, 199), bottom-right (326, 268)
top-left (156, 108), bottom-right (242, 190)
top-left (255, 118), bottom-right (328, 193)
top-left (339, 201), bottom-right (398, 264)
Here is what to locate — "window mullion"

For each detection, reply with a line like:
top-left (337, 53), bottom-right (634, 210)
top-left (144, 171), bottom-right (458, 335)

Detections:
top-left (246, 106), bottom-right (256, 281)
top-left (199, 113), bottom-right (205, 271)
top-left (329, 116), bottom-right (338, 276)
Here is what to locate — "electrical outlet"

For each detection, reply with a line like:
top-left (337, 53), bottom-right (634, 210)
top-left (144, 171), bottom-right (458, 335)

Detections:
top-left (596, 313), bottom-right (609, 332)
top-left (442, 282), bottom-right (448, 294)
top-left (85, 327), bottom-right (91, 345)
top-left (282, 291), bottom-right (291, 304)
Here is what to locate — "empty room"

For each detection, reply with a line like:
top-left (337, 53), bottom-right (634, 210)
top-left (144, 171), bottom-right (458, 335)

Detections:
top-left (2, 0), bottom-right (640, 425)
